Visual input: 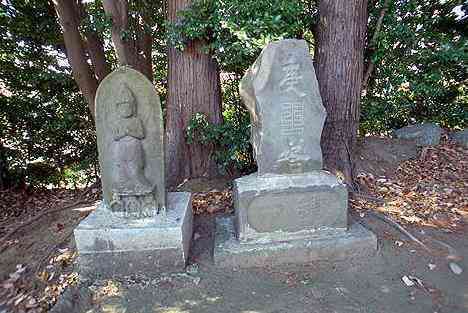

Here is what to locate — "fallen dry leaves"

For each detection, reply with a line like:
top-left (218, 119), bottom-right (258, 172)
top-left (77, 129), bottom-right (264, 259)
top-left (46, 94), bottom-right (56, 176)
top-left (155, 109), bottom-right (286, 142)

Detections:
top-left (0, 137), bottom-right (466, 312)
top-left (0, 249), bottom-right (79, 313)
top-left (353, 138), bottom-right (468, 231)
top-left (0, 186), bottom-right (100, 238)
top-left (192, 189), bottom-right (233, 215)
top-left (0, 185), bottom-right (99, 313)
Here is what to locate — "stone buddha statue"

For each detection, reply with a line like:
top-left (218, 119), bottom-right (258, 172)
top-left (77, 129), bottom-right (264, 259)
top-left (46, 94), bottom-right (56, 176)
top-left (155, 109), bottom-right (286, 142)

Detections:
top-left (112, 84), bottom-right (152, 195)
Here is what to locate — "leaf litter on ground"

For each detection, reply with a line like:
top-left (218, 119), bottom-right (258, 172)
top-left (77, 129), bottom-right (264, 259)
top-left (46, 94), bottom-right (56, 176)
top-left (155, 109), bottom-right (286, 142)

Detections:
top-left (353, 137), bottom-right (467, 232)
top-left (0, 185), bottom-right (99, 313)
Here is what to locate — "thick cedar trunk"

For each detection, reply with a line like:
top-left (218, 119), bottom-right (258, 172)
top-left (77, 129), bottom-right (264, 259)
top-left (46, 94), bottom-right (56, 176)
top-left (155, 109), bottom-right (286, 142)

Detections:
top-left (53, 0), bottom-right (99, 115)
top-left (166, 0), bottom-right (222, 187)
top-left (315, 0), bottom-right (368, 184)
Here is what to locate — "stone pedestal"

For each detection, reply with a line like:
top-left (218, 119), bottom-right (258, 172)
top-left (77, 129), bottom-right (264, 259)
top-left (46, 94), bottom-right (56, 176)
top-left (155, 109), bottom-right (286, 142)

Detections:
top-left (214, 172), bottom-right (377, 268)
top-left (74, 192), bottom-right (192, 279)
top-left (234, 171), bottom-right (347, 239)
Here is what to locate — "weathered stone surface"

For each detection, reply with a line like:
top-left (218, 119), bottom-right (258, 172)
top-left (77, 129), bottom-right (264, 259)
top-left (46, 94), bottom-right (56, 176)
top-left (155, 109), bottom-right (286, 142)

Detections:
top-left (394, 123), bottom-right (442, 146)
top-left (449, 129), bottom-right (468, 147)
top-left (233, 171), bottom-right (347, 242)
top-left (95, 66), bottom-right (165, 215)
top-left (214, 217), bottom-right (377, 268)
top-left (74, 192), bottom-right (192, 278)
top-left (213, 39), bottom-right (377, 268)
top-left (240, 39), bottom-right (326, 175)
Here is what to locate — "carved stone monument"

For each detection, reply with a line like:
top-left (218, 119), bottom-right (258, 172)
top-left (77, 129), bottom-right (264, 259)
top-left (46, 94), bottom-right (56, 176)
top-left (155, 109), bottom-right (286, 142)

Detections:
top-left (74, 67), bottom-right (192, 278)
top-left (214, 39), bottom-right (376, 267)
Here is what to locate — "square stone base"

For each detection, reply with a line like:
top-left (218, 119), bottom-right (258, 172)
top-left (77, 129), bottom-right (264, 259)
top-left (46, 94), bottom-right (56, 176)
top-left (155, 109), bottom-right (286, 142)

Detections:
top-left (74, 192), bottom-right (192, 279)
top-left (214, 216), bottom-right (377, 268)
top-left (234, 171), bottom-right (348, 241)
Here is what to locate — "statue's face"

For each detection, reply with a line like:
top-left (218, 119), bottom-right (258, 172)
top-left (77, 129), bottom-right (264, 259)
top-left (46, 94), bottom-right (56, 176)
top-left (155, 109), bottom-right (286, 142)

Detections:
top-left (118, 101), bottom-right (134, 118)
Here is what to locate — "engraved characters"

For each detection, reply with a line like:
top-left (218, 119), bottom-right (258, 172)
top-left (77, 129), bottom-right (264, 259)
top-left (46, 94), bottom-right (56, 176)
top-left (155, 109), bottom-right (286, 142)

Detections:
top-left (275, 53), bottom-right (311, 173)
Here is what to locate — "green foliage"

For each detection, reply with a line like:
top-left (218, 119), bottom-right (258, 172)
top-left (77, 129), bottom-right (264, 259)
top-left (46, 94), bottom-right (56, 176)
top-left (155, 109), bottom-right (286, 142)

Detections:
top-left (172, 0), bottom-right (315, 171)
top-left (186, 109), bottom-right (254, 175)
top-left (168, 0), bottom-right (315, 75)
top-left (1, 0), bottom-right (466, 185)
top-left (0, 0), bottom-right (168, 187)
top-left (361, 0), bottom-right (467, 134)
top-left (0, 0), bottom-right (97, 187)
top-left (186, 75), bottom-right (254, 174)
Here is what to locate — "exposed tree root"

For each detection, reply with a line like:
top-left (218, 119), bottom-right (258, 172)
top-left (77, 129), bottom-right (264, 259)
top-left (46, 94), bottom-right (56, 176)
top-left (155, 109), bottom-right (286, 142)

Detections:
top-left (366, 210), bottom-right (434, 254)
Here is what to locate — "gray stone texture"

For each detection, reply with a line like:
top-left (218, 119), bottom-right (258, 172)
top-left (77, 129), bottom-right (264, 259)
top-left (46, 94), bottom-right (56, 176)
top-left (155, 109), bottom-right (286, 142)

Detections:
top-left (95, 66), bottom-right (165, 212)
top-left (213, 39), bottom-right (377, 268)
top-left (234, 171), bottom-right (347, 242)
top-left (74, 192), bottom-right (192, 279)
top-left (449, 129), bottom-right (468, 147)
top-left (394, 123), bottom-right (442, 146)
top-left (240, 39), bottom-right (326, 175)
top-left (215, 217), bottom-right (377, 268)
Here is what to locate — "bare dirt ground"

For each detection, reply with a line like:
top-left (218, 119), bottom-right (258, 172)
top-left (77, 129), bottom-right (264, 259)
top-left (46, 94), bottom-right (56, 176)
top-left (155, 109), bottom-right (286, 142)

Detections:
top-left (0, 136), bottom-right (467, 313)
top-left (51, 216), bottom-right (468, 313)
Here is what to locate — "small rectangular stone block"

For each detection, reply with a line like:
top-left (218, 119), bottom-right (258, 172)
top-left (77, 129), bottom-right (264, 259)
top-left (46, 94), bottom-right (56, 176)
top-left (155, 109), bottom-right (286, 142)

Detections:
top-left (214, 216), bottom-right (377, 268)
top-left (234, 171), bottom-right (348, 242)
top-left (74, 192), bottom-right (192, 279)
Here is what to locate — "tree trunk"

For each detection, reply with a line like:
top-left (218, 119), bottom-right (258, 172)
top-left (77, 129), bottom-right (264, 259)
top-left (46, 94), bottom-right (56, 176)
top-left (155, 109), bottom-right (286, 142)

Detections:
top-left (102, 0), bottom-right (134, 66)
top-left (0, 143), bottom-right (9, 190)
top-left (136, 11), bottom-right (153, 80)
top-left (84, 32), bottom-right (110, 83)
top-left (102, 0), bottom-right (153, 81)
top-left (315, 0), bottom-right (368, 185)
top-left (53, 0), bottom-right (99, 115)
top-left (166, 0), bottom-right (222, 187)
top-left (55, 0), bottom-right (152, 113)
top-left (76, 0), bottom-right (110, 83)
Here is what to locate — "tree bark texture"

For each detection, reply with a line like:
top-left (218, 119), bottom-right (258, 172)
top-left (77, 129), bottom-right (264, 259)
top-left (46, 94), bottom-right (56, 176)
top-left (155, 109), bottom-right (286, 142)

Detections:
top-left (102, 0), bottom-right (153, 80)
top-left (166, 0), bottom-right (222, 187)
top-left (54, 0), bottom-right (153, 114)
top-left (0, 143), bottom-right (9, 190)
top-left (76, 0), bottom-right (110, 83)
top-left (102, 0), bottom-right (133, 65)
top-left (84, 31), bottom-right (110, 82)
top-left (53, 0), bottom-right (99, 115)
top-left (315, 0), bottom-right (368, 184)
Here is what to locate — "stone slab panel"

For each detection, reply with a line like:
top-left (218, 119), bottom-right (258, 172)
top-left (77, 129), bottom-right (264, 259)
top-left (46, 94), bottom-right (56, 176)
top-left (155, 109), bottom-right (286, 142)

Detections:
top-left (214, 216), bottom-right (377, 268)
top-left (234, 171), bottom-right (347, 242)
top-left (240, 39), bottom-right (326, 175)
top-left (74, 192), bottom-right (192, 279)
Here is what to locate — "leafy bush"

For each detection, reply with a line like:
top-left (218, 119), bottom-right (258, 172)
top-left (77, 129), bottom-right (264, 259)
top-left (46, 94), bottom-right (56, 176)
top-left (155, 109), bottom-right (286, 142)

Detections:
top-left (361, 0), bottom-right (467, 134)
top-left (186, 82), bottom-right (255, 175)
top-left (0, 0), bottom-right (97, 187)
top-left (168, 0), bottom-right (314, 75)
